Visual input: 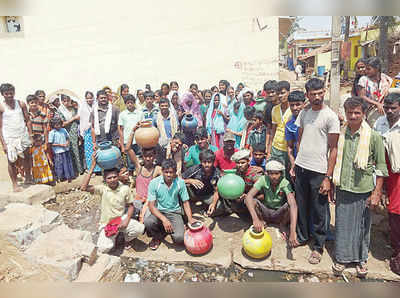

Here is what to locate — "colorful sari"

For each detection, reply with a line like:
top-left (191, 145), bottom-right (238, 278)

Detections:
top-left (206, 94), bottom-right (228, 148)
top-left (180, 92), bottom-right (203, 127)
top-left (227, 102), bottom-right (246, 148)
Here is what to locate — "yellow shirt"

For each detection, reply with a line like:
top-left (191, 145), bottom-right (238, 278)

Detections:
top-left (94, 182), bottom-right (134, 225)
top-left (271, 104), bottom-right (292, 152)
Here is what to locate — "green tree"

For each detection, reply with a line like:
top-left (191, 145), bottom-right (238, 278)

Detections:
top-left (371, 16), bottom-right (397, 72)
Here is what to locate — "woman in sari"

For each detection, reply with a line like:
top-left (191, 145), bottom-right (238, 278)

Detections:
top-left (79, 91), bottom-right (101, 173)
top-left (59, 94), bottom-right (83, 176)
top-left (115, 83), bottom-right (129, 112)
top-left (206, 93), bottom-right (229, 148)
top-left (181, 92), bottom-right (203, 127)
top-left (226, 101), bottom-right (246, 148)
top-left (226, 86), bottom-right (237, 113)
top-left (170, 91), bottom-right (184, 124)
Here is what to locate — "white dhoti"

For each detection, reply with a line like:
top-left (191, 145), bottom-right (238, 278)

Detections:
top-left (4, 130), bottom-right (31, 163)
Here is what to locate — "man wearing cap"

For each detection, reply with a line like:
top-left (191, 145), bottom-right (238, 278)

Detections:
top-left (245, 160), bottom-right (299, 248)
top-left (232, 149), bottom-right (264, 194)
top-left (228, 149), bottom-right (264, 218)
top-left (214, 132), bottom-right (238, 172)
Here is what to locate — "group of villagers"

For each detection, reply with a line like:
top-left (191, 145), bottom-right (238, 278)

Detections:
top-left (1, 57), bottom-right (400, 277)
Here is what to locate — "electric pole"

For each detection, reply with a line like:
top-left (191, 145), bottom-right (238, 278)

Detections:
top-left (330, 16), bottom-right (342, 114)
top-left (343, 16), bottom-right (351, 81)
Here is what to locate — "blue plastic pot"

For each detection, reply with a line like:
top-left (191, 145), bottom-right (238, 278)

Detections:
top-left (95, 141), bottom-right (121, 170)
top-left (181, 113), bottom-right (198, 131)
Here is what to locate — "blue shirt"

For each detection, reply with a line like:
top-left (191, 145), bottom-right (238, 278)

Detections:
top-left (285, 115), bottom-right (299, 157)
top-left (250, 157), bottom-right (266, 171)
top-left (48, 128), bottom-right (69, 154)
top-left (147, 176), bottom-right (189, 213)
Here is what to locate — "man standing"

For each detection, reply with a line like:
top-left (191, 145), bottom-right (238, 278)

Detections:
top-left (333, 97), bottom-right (387, 277)
top-left (294, 78), bottom-right (340, 264)
top-left (374, 91), bottom-right (400, 275)
top-left (91, 90), bottom-right (120, 148)
top-left (142, 91), bottom-right (160, 121)
top-left (153, 98), bottom-right (178, 148)
top-left (268, 81), bottom-right (292, 169)
top-left (0, 83), bottom-right (34, 191)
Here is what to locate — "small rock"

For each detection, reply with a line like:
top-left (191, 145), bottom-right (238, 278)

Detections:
top-left (124, 273), bottom-right (140, 283)
top-left (308, 276), bottom-right (320, 283)
top-left (216, 275), bottom-right (224, 282)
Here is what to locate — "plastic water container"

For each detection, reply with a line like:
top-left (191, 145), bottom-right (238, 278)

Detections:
top-left (317, 66), bottom-right (326, 77)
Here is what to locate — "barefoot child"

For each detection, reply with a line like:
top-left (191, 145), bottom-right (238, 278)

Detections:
top-left (31, 134), bottom-right (54, 184)
top-left (245, 160), bottom-right (299, 248)
top-left (130, 147), bottom-right (162, 223)
top-left (48, 117), bottom-right (75, 182)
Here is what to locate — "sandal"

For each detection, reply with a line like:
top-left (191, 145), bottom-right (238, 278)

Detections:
top-left (308, 250), bottom-right (322, 265)
top-left (149, 238), bottom-right (161, 250)
top-left (356, 262), bottom-right (368, 278)
top-left (332, 262), bottom-right (346, 276)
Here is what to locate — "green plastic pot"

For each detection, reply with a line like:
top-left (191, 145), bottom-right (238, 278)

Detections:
top-left (217, 169), bottom-right (245, 200)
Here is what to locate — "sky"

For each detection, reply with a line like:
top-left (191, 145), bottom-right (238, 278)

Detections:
top-left (298, 16), bottom-right (373, 31)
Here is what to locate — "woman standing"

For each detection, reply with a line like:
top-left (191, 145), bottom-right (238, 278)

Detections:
top-left (115, 83), bottom-right (129, 112)
top-left (206, 93), bottom-right (229, 148)
top-left (226, 101), bottom-right (246, 148)
top-left (79, 91), bottom-right (101, 173)
top-left (358, 57), bottom-right (393, 126)
top-left (181, 92), bottom-right (203, 127)
top-left (351, 58), bottom-right (367, 97)
top-left (59, 94), bottom-right (83, 176)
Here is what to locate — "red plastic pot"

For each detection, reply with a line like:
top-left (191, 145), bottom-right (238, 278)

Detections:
top-left (184, 221), bottom-right (213, 255)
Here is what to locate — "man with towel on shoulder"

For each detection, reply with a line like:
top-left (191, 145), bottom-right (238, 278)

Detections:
top-left (332, 97), bottom-right (388, 278)
top-left (91, 89), bottom-right (120, 150)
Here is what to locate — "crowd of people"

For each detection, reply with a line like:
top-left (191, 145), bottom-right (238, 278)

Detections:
top-left (0, 56), bottom-right (399, 277)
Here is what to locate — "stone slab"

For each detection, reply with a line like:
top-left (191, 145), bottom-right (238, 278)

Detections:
top-left (0, 203), bottom-right (61, 249)
top-left (75, 253), bottom-right (121, 282)
top-left (24, 224), bottom-right (96, 281)
top-left (0, 182), bottom-right (56, 208)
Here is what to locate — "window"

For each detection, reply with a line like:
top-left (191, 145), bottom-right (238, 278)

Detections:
top-left (0, 16), bottom-right (24, 37)
top-left (6, 16), bottom-right (21, 32)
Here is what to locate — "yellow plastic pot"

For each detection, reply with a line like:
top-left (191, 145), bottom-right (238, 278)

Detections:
top-left (242, 225), bottom-right (272, 259)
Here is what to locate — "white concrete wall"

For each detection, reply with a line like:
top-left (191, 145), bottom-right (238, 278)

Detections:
top-left (0, 13), bottom-right (278, 101)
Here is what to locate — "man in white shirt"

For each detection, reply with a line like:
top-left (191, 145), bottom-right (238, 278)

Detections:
top-left (294, 78), bottom-right (340, 265)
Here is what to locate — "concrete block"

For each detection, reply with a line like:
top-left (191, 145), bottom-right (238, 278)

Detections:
top-left (0, 182), bottom-right (56, 208)
top-left (75, 254), bottom-right (121, 282)
top-left (24, 224), bottom-right (97, 281)
top-left (0, 203), bottom-right (61, 249)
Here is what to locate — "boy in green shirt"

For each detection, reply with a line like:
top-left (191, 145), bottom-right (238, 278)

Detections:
top-left (245, 160), bottom-right (299, 248)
